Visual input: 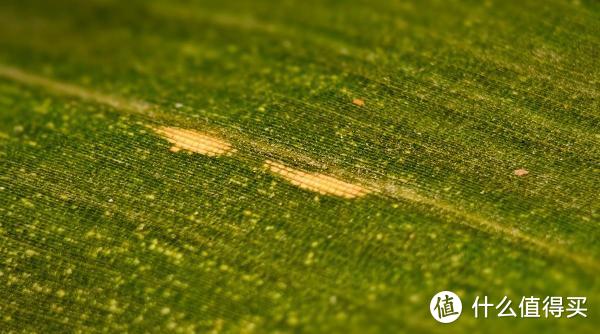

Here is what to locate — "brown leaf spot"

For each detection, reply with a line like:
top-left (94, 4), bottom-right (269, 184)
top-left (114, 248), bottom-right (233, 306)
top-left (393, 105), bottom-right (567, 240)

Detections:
top-left (514, 168), bottom-right (529, 176)
top-left (352, 98), bottom-right (365, 106)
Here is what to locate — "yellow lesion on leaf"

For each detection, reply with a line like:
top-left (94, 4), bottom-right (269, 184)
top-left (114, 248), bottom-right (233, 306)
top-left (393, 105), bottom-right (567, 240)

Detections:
top-left (153, 126), bottom-right (236, 157)
top-left (265, 160), bottom-right (371, 199)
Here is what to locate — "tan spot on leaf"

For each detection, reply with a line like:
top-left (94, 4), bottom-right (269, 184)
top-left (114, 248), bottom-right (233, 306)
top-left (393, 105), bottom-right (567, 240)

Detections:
top-left (265, 160), bottom-right (371, 199)
top-left (514, 168), bottom-right (529, 176)
top-left (154, 126), bottom-right (235, 156)
top-left (352, 98), bottom-right (365, 106)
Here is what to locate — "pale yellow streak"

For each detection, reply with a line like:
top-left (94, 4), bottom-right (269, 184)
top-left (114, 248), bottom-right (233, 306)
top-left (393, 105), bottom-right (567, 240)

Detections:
top-left (265, 160), bottom-right (371, 199)
top-left (379, 182), bottom-right (600, 273)
top-left (0, 64), bottom-right (152, 114)
top-left (153, 126), bottom-right (235, 156)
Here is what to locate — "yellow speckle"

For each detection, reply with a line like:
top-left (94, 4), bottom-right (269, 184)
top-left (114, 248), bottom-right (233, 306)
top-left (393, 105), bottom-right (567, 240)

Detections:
top-left (304, 252), bottom-right (315, 266)
top-left (13, 125), bottom-right (24, 133)
top-left (24, 249), bottom-right (37, 257)
top-left (108, 299), bottom-right (120, 313)
top-left (21, 198), bottom-right (35, 208)
top-left (287, 313), bottom-right (299, 326)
